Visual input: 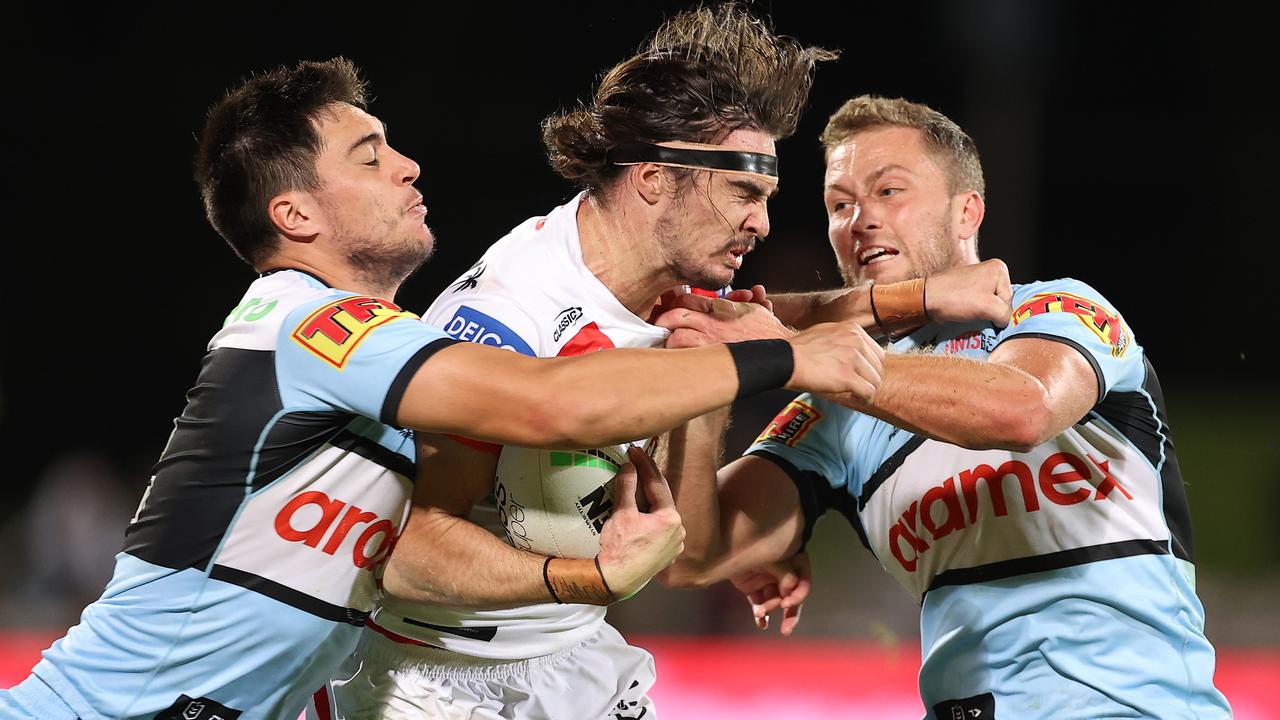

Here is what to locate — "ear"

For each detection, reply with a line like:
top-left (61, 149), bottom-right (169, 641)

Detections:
top-left (954, 190), bottom-right (985, 242)
top-left (268, 190), bottom-right (324, 242)
top-left (629, 163), bottom-right (667, 206)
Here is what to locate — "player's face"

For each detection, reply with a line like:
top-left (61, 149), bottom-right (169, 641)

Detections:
top-left (658, 129), bottom-right (778, 290)
top-left (309, 103), bottom-right (434, 287)
top-left (823, 126), bottom-right (963, 287)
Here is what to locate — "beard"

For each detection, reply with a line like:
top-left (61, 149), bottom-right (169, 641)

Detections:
top-left (346, 224), bottom-right (435, 294)
top-left (839, 210), bottom-right (959, 288)
top-left (654, 206), bottom-right (740, 291)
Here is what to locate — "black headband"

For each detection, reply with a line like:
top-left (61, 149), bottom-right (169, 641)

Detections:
top-left (607, 142), bottom-right (778, 177)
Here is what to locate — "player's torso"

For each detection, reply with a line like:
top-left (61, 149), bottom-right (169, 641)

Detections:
top-left (35, 271), bottom-right (422, 719)
top-left (373, 195), bottom-right (668, 660)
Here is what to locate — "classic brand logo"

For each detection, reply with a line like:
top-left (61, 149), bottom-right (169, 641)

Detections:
top-left (1012, 291), bottom-right (1129, 357)
top-left (552, 306), bottom-right (584, 342)
top-left (292, 296), bottom-right (417, 369)
top-left (274, 491), bottom-right (399, 569)
top-left (888, 452), bottom-right (1133, 572)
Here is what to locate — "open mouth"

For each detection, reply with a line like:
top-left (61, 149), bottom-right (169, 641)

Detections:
top-left (858, 246), bottom-right (898, 266)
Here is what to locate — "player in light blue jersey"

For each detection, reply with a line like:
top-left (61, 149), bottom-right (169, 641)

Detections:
top-left (656, 95), bottom-right (1232, 719)
top-left (0, 59), bottom-right (887, 720)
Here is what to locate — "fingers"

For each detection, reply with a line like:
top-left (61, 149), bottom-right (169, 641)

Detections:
top-left (723, 289), bottom-right (755, 303)
top-left (611, 461), bottom-right (639, 512)
top-left (653, 307), bottom-right (714, 333)
top-left (778, 602), bottom-right (803, 636)
top-left (630, 446), bottom-right (675, 510)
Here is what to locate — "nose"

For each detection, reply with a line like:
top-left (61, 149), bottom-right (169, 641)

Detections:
top-left (851, 200), bottom-right (878, 233)
top-left (388, 145), bottom-right (420, 186)
top-left (744, 204), bottom-right (771, 240)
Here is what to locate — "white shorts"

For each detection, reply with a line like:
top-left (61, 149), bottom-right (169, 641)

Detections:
top-left (314, 622), bottom-right (656, 720)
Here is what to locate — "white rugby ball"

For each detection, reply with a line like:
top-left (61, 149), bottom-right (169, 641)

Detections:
top-left (494, 440), bottom-right (654, 559)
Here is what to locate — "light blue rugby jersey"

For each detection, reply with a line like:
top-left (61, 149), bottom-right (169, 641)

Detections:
top-left (748, 278), bottom-right (1232, 720)
top-left (2, 270), bottom-right (456, 720)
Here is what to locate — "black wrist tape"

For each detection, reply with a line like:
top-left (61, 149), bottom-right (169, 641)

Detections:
top-left (727, 339), bottom-right (794, 399)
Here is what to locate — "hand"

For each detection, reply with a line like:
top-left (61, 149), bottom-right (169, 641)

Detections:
top-left (729, 553), bottom-right (812, 636)
top-left (785, 321), bottom-right (884, 403)
top-left (597, 446), bottom-right (686, 600)
top-left (653, 290), bottom-right (791, 349)
top-left (925, 259), bottom-right (1013, 328)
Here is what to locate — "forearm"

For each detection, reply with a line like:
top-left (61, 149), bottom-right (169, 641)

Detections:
top-left (381, 508), bottom-right (610, 608)
top-left (771, 288), bottom-right (874, 333)
top-left (842, 353), bottom-right (1055, 451)
top-left (659, 408), bottom-right (731, 586)
top-left (404, 343), bottom-right (785, 449)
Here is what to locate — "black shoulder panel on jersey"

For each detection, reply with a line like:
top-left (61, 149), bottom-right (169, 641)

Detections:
top-left (381, 337), bottom-right (462, 426)
top-left (746, 450), bottom-right (868, 551)
top-left (1091, 357), bottom-right (1194, 562)
top-left (124, 348), bottom-right (351, 571)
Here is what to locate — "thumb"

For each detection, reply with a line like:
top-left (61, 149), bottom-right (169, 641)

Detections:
top-left (611, 461), bottom-right (638, 512)
top-left (630, 446), bottom-right (675, 510)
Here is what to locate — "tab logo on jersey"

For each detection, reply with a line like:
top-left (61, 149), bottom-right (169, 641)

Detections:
top-left (887, 451), bottom-right (1134, 573)
top-left (755, 399), bottom-right (823, 447)
top-left (552, 306), bottom-right (584, 342)
top-left (444, 306), bottom-right (535, 355)
top-left (1012, 292), bottom-right (1129, 357)
top-left (156, 695), bottom-right (242, 720)
top-left (292, 296), bottom-right (418, 369)
top-left (274, 490), bottom-right (400, 569)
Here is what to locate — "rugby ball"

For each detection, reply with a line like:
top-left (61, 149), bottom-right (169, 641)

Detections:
top-left (494, 439), bottom-right (655, 559)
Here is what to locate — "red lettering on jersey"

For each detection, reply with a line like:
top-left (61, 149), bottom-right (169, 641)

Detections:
top-left (558, 322), bottom-right (616, 357)
top-left (890, 452), bottom-right (1134, 573)
top-left (1011, 291), bottom-right (1129, 357)
top-left (292, 296), bottom-right (419, 369)
top-left (274, 490), bottom-right (400, 569)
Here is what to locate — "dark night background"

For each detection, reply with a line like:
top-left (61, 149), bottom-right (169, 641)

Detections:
top-left (2, 1), bottom-right (1275, 650)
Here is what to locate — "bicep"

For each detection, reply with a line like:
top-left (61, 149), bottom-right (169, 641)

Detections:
top-left (414, 433), bottom-right (501, 516)
top-left (989, 336), bottom-right (1099, 430)
top-left (715, 454), bottom-right (806, 569)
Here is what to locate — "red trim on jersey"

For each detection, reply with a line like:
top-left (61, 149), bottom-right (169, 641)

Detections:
top-left (688, 287), bottom-right (720, 298)
top-left (445, 434), bottom-right (502, 455)
top-left (311, 686), bottom-right (332, 720)
top-left (558, 322), bottom-right (616, 357)
top-left (366, 617), bottom-right (435, 647)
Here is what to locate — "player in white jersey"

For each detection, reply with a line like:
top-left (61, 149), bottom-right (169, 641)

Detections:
top-left (318, 8), bottom-right (874, 720)
top-left (0, 58), bottom-right (888, 720)
top-left (656, 96), bottom-right (1232, 718)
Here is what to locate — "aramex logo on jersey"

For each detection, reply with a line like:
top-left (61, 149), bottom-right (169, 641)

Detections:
top-left (755, 399), bottom-right (823, 447)
top-left (274, 490), bottom-right (399, 569)
top-left (1012, 291), bottom-right (1129, 357)
top-left (292, 296), bottom-right (418, 369)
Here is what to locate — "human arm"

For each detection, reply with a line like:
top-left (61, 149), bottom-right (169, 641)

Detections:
top-left (396, 325), bottom-right (877, 449)
top-left (381, 436), bottom-right (683, 607)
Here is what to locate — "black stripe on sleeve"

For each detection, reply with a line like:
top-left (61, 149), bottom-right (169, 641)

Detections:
top-left (992, 332), bottom-right (1106, 406)
top-left (746, 450), bottom-right (869, 551)
top-left (926, 538), bottom-right (1169, 594)
top-left (209, 564), bottom-right (370, 626)
top-left (381, 338), bottom-right (461, 426)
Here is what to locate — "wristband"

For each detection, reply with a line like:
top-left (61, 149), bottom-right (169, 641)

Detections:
top-left (869, 278), bottom-right (928, 340)
top-left (594, 556), bottom-right (619, 604)
top-left (726, 339), bottom-right (794, 399)
top-left (543, 556), bottom-right (564, 604)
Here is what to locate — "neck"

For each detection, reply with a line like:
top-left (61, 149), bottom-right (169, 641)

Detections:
top-left (258, 255), bottom-right (400, 300)
top-left (576, 192), bottom-right (682, 318)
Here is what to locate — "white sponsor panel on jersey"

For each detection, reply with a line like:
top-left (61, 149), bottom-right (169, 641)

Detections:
top-left (213, 446), bottom-right (412, 611)
top-left (863, 420), bottom-right (1167, 598)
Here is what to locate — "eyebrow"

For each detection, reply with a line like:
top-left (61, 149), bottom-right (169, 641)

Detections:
top-left (727, 177), bottom-right (779, 199)
top-left (345, 121), bottom-right (389, 157)
top-left (825, 163), bottom-right (915, 193)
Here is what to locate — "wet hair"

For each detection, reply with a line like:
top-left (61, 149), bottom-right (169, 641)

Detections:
top-left (193, 57), bottom-right (367, 266)
top-left (820, 95), bottom-right (985, 198)
top-left (542, 3), bottom-right (836, 191)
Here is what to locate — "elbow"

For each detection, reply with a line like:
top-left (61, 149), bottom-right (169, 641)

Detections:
top-left (657, 561), bottom-right (717, 590)
top-left (993, 393), bottom-right (1056, 452)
